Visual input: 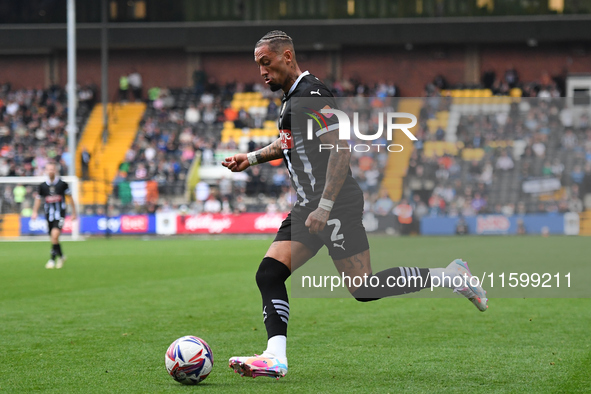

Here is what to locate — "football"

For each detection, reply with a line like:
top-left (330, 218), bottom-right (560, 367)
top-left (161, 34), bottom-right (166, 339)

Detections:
top-left (165, 336), bottom-right (214, 385)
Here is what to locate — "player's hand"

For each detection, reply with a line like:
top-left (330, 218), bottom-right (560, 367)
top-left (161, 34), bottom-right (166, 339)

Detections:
top-left (31, 212), bottom-right (37, 221)
top-left (305, 207), bottom-right (330, 235)
top-left (71, 213), bottom-right (77, 221)
top-left (222, 154), bottom-right (250, 172)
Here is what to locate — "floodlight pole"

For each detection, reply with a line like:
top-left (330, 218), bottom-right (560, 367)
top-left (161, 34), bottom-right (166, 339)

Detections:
top-left (67, 0), bottom-right (77, 177)
top-left (101, 0), bottom-right (109, 145)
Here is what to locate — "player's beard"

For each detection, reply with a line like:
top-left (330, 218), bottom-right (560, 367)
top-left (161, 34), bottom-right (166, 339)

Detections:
top-left (269, 82), bottom-right (282, 92)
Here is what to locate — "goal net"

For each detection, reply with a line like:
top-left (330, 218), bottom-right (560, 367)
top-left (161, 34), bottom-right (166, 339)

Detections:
top-left (0, 176), bottom-right (81, 240)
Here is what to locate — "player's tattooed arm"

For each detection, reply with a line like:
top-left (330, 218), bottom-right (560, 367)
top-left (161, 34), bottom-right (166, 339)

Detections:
top-left (223, 138), bottom-right (283, 172)
top-left (319, 130), bottom-right (350, 202)
top-left (255, 138), bottom-right (283, 163)
top-left (305, 130), bottom-right (350, 234)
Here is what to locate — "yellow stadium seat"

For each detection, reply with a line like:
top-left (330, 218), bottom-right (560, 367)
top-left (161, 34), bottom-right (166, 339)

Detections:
top-left (510, 88), bottom-right (522, 97)
top-left (427, 119), bottom-right (439, 133)
top-left (461, 148), bottom-right (485, 161)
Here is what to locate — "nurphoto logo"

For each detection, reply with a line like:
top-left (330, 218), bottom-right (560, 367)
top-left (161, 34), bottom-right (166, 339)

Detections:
top-left (305, 108), bottom-right (417, 152)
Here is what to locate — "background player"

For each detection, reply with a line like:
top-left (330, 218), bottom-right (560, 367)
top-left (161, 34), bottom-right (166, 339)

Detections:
top-left (32, 162), bottom-right (77, 269)
top-left (223, 31), bottom-right (487, 380)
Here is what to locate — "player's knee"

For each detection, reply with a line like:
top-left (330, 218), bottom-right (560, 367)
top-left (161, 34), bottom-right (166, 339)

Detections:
top-left (256, 257), bottom-right (291, 290)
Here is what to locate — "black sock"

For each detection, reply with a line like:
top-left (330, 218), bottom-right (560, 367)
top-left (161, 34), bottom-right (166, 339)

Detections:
top-left (51, 244), bottom-right (58, 260)
top-left (352, 267), bottom-right (431, 302)
top-left (256, 257), bottom-right (291, 339)
top-left (55, 243), bottom-right (63, 257)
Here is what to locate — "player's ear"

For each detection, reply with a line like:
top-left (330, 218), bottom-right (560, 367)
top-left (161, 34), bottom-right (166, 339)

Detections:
top-left (283, 48), bottom-right (293, 64)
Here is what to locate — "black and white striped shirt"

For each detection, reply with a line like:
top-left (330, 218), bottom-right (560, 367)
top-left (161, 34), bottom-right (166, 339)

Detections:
top-left (278, 71), bottom-right (362, 209)
top-left (37, 177), bottom-right (71, 222)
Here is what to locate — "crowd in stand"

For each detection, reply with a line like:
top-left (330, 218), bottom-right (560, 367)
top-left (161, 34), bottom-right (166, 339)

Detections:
top-left (2, 66), bottom-right (591, 229)
top-left (114, 76), bottom-right (398, 214)
top-left (399, 89), bottom-right (591, 230)
top-left (0, 83), bottom-right (77, 213)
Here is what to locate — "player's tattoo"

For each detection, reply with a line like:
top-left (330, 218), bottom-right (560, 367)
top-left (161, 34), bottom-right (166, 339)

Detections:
top-left (337, 252), bottom-right (366, 271)
top-left (321, 137), bottom-right (351, 202)
top-left (255, 138), bottom-right (283, 164)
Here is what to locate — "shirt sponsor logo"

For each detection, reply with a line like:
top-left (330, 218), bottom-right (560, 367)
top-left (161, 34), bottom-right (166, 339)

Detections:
top-left (45, 195), bottom-right (62, 203)
top-left (280, 129), bottom-right (293, 149)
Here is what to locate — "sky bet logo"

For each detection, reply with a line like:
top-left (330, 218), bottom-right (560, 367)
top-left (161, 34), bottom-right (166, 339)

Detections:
top-left (305, 108), bottom-right (417, 152)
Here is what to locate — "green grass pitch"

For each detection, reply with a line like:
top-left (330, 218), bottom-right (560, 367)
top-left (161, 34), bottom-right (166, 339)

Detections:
top-left (1, 236), bottom-right (590, 393)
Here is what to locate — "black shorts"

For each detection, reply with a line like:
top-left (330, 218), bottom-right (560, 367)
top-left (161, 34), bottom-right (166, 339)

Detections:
top-left (47, 219), bottom-right (64, 232)
top-left (274, 199), bottom-right (369, 260)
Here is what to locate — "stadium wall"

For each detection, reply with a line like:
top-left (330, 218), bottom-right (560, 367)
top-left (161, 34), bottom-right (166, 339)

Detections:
top-left (340, 45), bottom-right (467, 95)
top-left (0, 54), bottom-right (49, 88)
top-left (480, 43), bottom-right (591, 84)
top-left (2, 43), bottom-right (590, 96)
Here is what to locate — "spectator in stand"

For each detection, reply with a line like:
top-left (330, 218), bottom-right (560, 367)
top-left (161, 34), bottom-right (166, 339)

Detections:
top-left (147, 86), bottom-right (160, 103)
top-left (496, 150), bottom-right (514, 171)
top-left (551, 158), bottom-right (564, 178)
top-left (571, 164), bottom-right (585, 185)
top-left (471, 192), bottom-right (487, 213)
top-left (233, 195), bottom-right (247, 214)
top-left (185, 103), bottom-right (200, 125)
top-left (364, 163), bottom-right (381, 194)
top-left (461, 200), bottom-right (475, 217)
top-left (128, 69), bottom-right (143, 101)
top-left (221, 196), bottom-right (232, 214)
top-left (435, 163), bottom-right (449, 182)
top-left (428, 194), bottom-right (446, 216)
top-left (562, 128), bottom-right (578, 150)
top-left (435, 126), bottom-right (445, 141)
top-left (542, 161), bottom-right (552, 176)
top-left (480, 161), bottom-right (494, 185)
top-left (203, 194), bottom-right (221, 213)
top-left (568, 191), bottom-right (583, 213)
top-left (195, 180), bottom-right (210, 205)
top-left (532, 136), bottom-right (546, 158)
top-left (81, 146), bottom-right (91, 180)
top-left (468, 160), bottom-right (482, 181)
top-left (78, 82), bottom-right (97, 111)
top-left (192, 68), bottom-right (207, 97)
top-left (13, 183), bottom-right (26, 212)
top-left (135, 163), bottom-right (148, 180)
top-left (455, 215), bottom-right (469, 235)
top-left (502, 203), bottom-right (515, 216)
top-left (393, 199), bottom-right (413, 235)
top-left (119, 74), bottom-right (129, 101)
top-left (413, 199), bottom-right (429, 222)
top-left (373, 190), bottom-right (394, 217)
top-left (373, 190), bottom-right (395, 231)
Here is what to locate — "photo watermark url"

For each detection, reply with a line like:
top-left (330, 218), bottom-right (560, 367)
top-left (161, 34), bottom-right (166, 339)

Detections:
top-left (300, 272), bottom-right (571, 292)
